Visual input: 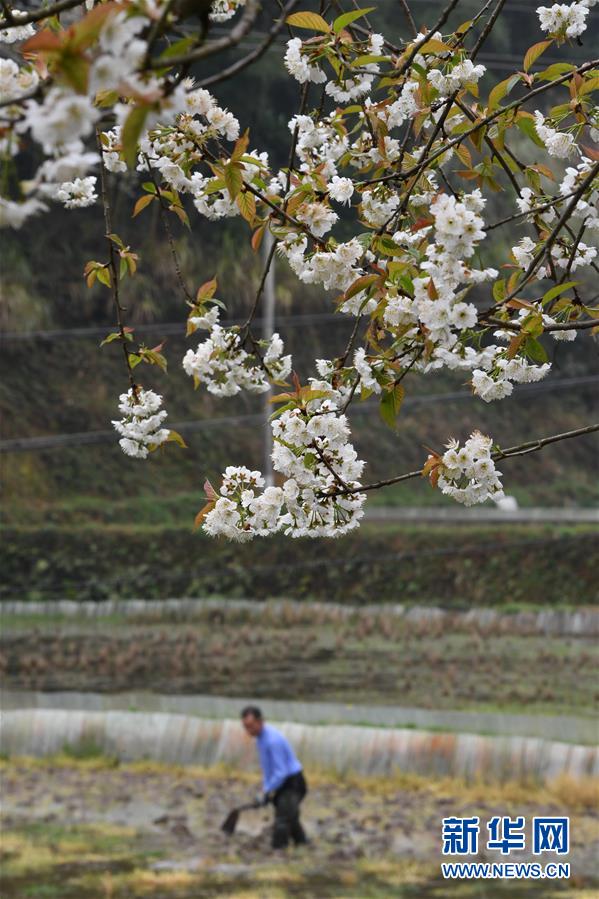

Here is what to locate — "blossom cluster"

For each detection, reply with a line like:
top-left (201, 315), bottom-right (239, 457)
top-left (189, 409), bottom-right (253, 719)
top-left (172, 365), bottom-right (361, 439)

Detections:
top-left (536, 1), bottom-right (596, 38)
top-left (534, 112), bottom-right (577, 159)
top-left (0, 9), bottom-right (35, 43)
top-left (182, 307), bottom-right (291, 397)
top-left (0, 57), bottom-right (38, 104)
top-left (55, 177), bottom-right (97, 209)
top-left (112, 388), bottom-right (170, 459)
top-left (209, 0), bottom-right (247, 22)
top-left (1, 0), bottom-right (597, 536)
top-left (432, 432), bottom-right (504, 506)
top-left (203, 384), bottom-right (366, 539)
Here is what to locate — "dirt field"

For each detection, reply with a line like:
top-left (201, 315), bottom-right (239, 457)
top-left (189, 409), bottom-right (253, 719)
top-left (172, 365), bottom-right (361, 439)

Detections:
top-left (2, 615), bottom-right (598, 716)
top-left (1, 756), bottom-right (598, 898)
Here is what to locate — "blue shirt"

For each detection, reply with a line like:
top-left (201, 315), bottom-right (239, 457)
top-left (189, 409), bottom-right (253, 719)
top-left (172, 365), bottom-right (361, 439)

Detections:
top-left (256, 724), bottom-right (302, 793)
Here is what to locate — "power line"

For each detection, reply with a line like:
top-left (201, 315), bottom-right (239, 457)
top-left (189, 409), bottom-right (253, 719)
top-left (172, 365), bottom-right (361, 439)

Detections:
top-left (0, 311), bottom-right (347, 343)
top-left (1, 375), bottom-right (596, 453)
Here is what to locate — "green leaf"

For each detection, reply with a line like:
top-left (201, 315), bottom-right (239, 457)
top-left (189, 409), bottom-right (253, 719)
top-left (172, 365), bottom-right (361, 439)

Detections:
top-left (231, 129), bottom-right (250, 162)
top-left (487, 74), bottom-right (520, 111)
top-left (96, 267), bottom-right (111, 288)
top-left (224, 163), bottom-right (243, 199)
top-left (524, 336), bottom-right (548, 364)
top-left (538, 62), bottom-right (575, 82)
top-left (520, 311), bottom-right (544, 338)
top-left (492, 279), bottom-right (506, 303)
top-left (237, 190), bottom-right (256, 222)
top-left (197, 278), bottom-right (218, 300)
top-left (352, 54), bottom-right (388, 66)
top-left (333, 7), bottom-right (375, 33)
top-left (343, 273), bottom-right (379, 301)
top-left (286, 11), bottom-right (330, 31)
top-left (132, 194), bottom-right (155, 217)
top-left (542, 281), bottom-right (578, 304)
top-left (100, 331), bottom-right (121, 347)
top-left (523, 39), bottom-right (552, 73)
top-left (122, 105), bottom-right (149, 168)
top-left (141, 348), bottom-right (168, 372)
top-left (379, 383), bottom-right (404, 430)
top-left (58, 52), bottom-right (89, 94)
top-left (204, 178), bottom-right (226, 195)
top-left (158, 35), bottom-right (195, 60)
top-left (418, 38), bottom-right (452, 55)
top-left (108, 232), bottom-right (125, 249)
top-left (516, 114), bottom-right (545, 148)
top-left (166, 429), bottom-right (187, 448)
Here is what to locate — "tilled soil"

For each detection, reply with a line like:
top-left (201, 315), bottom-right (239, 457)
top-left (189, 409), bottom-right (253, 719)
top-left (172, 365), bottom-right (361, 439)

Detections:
top-left (1, 759), bottom-right (598, 898)
top-left (1, 622), bottom-right (597, 714)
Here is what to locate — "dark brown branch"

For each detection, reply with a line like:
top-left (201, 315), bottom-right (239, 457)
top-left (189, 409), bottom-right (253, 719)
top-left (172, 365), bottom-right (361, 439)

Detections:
top-left (398, 0), bottom-right (417, 38)
top-left (147, 0), bottom-right (259, 69)
top-left (497, 160), bottom-right (599, 308)
top-left (241, 235), bottom-right (278, 332)
top-left (485, 189), bottom-right (580, 231)
top-left (470, 0), bottom-right (507, 60)
top-left (143, 155), bottom-right (194, 304)
top-left (327, 423), bottom-right (599, 496)
top-left (482, 316), bottom-right (599, 333)
top-left (361, 59), bottom-right (598, 187)
top-left (96, 131), bottom-right (137, 394)
top-left (0, 0), bottom-right (85, 27)
top-left (197, 0), bottom-right (300, 88)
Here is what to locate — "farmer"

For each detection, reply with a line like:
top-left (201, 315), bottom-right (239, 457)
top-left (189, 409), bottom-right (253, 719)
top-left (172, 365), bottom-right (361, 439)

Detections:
top-left (241, 705), bottom-right (308, 849)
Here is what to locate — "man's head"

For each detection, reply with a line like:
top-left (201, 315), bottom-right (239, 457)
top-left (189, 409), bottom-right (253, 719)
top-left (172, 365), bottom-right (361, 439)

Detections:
top-left (241, 705), bottom-right (264, 737)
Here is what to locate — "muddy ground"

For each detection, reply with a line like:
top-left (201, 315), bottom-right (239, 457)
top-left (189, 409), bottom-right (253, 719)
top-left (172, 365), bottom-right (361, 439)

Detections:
top-left (1, 757), bottom-right (598, 898)
top-left (1, 615), bottom-right (597, 716)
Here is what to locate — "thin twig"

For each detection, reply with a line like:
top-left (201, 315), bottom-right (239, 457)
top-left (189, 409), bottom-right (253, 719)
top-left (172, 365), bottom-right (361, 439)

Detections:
top-left (360, 59), bottom-right (598, 187)
top-left (146, 0), bottom-right (260, 69)
top-left (96, 131), bottom-right (137, 394)
top-left (482, 316), bottom-right (599, 333)
top-left (0, 0), bottom-right (86, 27)
top-left (198, 0), bottom-right (300, 88)
top-left (327, 423), bottom-right (599, 496)
top-left (398, 0), bottom-right (418, 38)
top-left (143, 155), bottom-right (194, 304)
top-left (241, 236), bottom-right (278, 332)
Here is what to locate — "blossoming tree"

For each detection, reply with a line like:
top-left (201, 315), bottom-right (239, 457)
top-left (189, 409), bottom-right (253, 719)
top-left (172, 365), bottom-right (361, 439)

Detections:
top-left (1, 0), bottom-right (597, 539)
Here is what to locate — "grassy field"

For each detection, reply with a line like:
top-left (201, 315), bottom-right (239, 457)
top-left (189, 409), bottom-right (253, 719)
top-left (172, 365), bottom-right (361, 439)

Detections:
top-left (2, 611), bottom-right (598, 717)
top-left (1, 756), bottom-right (598, 899)
top-left (2, 521), bottom-right (598, 605)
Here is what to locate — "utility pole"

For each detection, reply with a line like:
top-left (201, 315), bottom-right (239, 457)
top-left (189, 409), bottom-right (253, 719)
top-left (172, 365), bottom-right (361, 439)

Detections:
top-left (262, 231), bottom-right (276, 487)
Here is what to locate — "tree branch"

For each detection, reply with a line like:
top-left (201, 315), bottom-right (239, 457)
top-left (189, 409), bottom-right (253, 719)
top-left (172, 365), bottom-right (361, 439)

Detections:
top-left (198, 0), bottom-right (300, 88)
top-left (96, 131), bottom-right (137, 394)
top-left (326, 423), bottom-right (599, 496)
top-left (360, 59), bottom-right (598, 187)
top-left (481, 316), bottom-right (599, 333)
top-left (146, 0), bottom-right (260, 69)
top-left (0, 0), bottom-right (86, 27)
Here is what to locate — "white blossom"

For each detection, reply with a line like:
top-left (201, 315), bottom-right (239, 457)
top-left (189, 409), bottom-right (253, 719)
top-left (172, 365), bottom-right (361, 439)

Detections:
top-left (55, 176), bottom-right (97, 209)
top-left (328, 176), bottom-right (354, 205)
top-left (112, 388), bottom-right (170, 459)
top-left (537, 2), bottom-right (590, 38)
top-left (432, 431), bottom-right (504, 505)
top-left (534, 111), bottom-right (577, 159)
top-left (0, 11), bottom-right (35, 43)
top-left (209, 0), bottom-right (247, 22)
top-left (284, 38), bottom-right (326, 84)
top-left (182, 308), bottom-right (291, 396)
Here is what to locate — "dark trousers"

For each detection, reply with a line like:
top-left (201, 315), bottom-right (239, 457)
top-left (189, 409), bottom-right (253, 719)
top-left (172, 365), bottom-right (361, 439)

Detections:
top-left (272, 771), bottom-right (308, 849)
